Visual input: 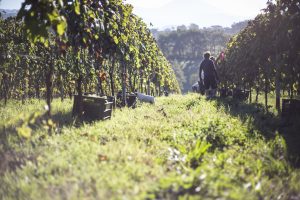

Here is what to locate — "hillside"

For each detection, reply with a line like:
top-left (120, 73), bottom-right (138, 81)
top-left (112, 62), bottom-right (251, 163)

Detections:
top-left (155, 21), bottom-right (248, 93)
top-left (1, 94), bottom-right (299, 199)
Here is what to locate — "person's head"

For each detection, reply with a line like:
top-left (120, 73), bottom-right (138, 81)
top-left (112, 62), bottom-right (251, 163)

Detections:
top-left (204, 51), bottom-right (211, 59)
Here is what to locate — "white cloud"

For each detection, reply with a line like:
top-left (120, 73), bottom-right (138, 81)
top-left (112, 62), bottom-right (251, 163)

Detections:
top-left (125, 0), bottom-right (174, 9)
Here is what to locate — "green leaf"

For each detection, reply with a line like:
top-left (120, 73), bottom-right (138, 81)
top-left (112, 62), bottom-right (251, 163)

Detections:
top-left (17, 124), bottom-right (32, 139)
top-left (47, 11), bottom-right (58, 22)
top-left (75, 0), bottom-right (81, 15)
top-left (121, 33), bottom-right (128, 43)
top-left (57, 19), bottom-right (67, 36)
top-left (129, 46), bottom-right (134, 52)
top-left (113, 36), bottom-right (119, 44)
top-left (88, 10), bottom-right (95, 19)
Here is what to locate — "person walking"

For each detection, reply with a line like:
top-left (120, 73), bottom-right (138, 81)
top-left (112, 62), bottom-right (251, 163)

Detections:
top-left (199, 51), bottom-right (219, 99)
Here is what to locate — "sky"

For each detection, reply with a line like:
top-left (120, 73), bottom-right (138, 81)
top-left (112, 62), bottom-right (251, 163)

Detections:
top-left (1, 0), bottom-right (267, 29)
top-left (125, 0), bottom-right (267, 28)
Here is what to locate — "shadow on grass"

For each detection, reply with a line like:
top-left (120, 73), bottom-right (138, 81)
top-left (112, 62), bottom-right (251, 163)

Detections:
top-left (213, 97), bottom-right (300, 168)
top-left (0, 110), bottom-right (81, 149)
top-left (0, 108), bottom-right (105, 147)
top-left (52, 111), bottom-right (78, 128)
top-left (0, 110), bottom-right (92, 175)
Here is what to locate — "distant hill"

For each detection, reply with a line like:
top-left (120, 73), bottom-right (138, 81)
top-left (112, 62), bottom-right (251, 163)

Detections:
top-left (0, 9), bottom-right (18, 19)
top-left (152, 20), bottom-right (249, 93)
top-left (151, 20), bottom-right (248, 39)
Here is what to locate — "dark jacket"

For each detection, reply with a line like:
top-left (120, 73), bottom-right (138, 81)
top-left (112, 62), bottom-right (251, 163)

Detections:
top-left (199, 58), bottom-right (219, 81)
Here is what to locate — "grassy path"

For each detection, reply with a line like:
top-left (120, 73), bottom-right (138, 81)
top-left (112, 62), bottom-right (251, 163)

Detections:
top-left (0, 94), bottom-right (299, 199)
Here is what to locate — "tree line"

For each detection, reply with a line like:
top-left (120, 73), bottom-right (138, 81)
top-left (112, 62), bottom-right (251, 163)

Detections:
top-left (155, 22), bottom-right (248, 92)
top-left (217, 0), bottom-right (300, 111)
top-left (0, 0), bottom-right (180, 116)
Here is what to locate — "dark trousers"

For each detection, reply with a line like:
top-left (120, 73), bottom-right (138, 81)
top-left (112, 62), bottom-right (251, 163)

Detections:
top-left (204, 76), bottom-right (217, 90)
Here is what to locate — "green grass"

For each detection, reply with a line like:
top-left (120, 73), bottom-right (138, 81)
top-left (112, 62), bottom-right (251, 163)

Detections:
top-left (249, 91), bottom-right (300, 114)
top-left (0, 94), bottom-right (299, 200)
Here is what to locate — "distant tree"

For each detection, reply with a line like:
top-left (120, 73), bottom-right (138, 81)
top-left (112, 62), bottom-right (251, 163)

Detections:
top-left (177, 25), bottom-right (187, 32)
top-left (208, 25), bottom-right (223, 31)
top-left (157, 24), bottom-right (237, 92)
top-left (189, 23), bottom-right (199, 31)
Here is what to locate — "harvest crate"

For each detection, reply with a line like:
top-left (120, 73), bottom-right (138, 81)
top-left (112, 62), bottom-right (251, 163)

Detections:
top-left (72, 94), bottom-right (113, 120)
top-left (282, 99), bottom-right (300, 117)
top-left (232, 89), bottom-right (249, 101)
top-left (127, 94), bottom-right (137, 107)
top-left (107, 96), bottom-right (116, 108)
top-left (116, 92), bottom-right (137, 108)
top-left (219, 88), bottom-right (231, 98)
